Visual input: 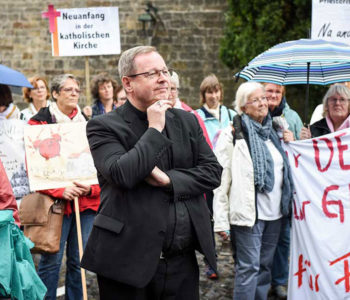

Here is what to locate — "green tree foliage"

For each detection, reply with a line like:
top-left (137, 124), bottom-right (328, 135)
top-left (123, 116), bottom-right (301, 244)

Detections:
top-left (219, 0), bottom-right (311, 69)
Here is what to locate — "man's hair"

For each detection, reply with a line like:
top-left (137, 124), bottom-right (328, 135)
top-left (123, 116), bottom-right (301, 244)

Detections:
top-left (22, 75), bottom-right (50, 103)
top-left (0, 84), bottom-right (13, 107)
top-left (118, 46), bottom-right (157, 79)
top-left (51, 74), bottom-right (80, 101)
top-left (322, 83), bottom-right (350, 116)
top-left (199, 74), bottom-right (223, 105)
top-left (90, 72), bottom-right (118, 100)
top-left (234, 81), bottom-right (264, 115)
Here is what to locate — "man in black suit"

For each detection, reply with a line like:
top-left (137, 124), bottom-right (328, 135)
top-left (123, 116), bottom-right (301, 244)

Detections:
top-left (81, 46), bottom-right (222, 300)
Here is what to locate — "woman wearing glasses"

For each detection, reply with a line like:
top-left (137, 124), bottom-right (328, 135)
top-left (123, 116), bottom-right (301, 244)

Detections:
top-left (300, 84), bottom-right (350, 139)
top-left (213, 81), bottom-right (294, 299)
top-left (21, 76), bottom-right (51, 122)
top-left (28, 74), bottom-right (100, 300)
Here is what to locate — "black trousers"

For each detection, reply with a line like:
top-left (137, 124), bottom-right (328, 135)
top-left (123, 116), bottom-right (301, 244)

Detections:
top-left (97, 251), bottom-right (199, 300)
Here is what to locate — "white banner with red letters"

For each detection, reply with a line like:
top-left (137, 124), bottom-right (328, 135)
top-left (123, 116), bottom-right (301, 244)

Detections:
top-left (283, 128), bottom-right (350, 299)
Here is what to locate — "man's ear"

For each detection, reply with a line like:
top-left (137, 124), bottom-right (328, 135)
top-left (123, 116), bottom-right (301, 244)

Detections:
top-left (122, 76), bottom-right (133, 93)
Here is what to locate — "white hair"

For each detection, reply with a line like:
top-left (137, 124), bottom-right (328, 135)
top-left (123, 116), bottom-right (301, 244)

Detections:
top-left (234, 81), bottom-right (265, 115)
top-left (170, 71), bottom-right (180, 88)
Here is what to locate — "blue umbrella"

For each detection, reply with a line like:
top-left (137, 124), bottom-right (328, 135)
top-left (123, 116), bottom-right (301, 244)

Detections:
top-left (235, 39), bottom-right (350, 121)
top-left (0, 64), bottom-right (32, 88)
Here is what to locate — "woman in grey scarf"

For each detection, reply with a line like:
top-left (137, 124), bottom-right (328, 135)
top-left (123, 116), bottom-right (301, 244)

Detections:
top-left (213, 81), bottom-right (294, 300)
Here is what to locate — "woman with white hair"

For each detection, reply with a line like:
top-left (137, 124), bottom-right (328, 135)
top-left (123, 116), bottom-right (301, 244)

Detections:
top-left (300, 83), bottom-right (350, 139)
top-left (213, 81), bottom-right (294, 299)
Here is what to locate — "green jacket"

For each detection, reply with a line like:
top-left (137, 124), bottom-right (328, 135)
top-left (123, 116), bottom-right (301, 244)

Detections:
top-left (283, 103), bottom-right (303, 140)
top-left (0, 210), bottom-right (47, 300)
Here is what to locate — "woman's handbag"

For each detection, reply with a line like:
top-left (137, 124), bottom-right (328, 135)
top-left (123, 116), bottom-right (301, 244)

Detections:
top-left (19, 192), bottom-right (65, 254)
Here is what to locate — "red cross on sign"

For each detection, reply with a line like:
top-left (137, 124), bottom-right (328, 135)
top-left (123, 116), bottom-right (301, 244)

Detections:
top-left (42, 4), bottom-right (61, 33)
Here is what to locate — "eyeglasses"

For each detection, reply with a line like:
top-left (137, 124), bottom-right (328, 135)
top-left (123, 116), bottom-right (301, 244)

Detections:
top-left (328, 97), bottom-right (349, 104)
top-left (246, 97), bottom-right (267, 105)
top-left (127, 69), bottom-right (173, 80)
top-left (61, 87), bottom-right (81, 94)
top-left (170, 87), bottom-right (178, 92)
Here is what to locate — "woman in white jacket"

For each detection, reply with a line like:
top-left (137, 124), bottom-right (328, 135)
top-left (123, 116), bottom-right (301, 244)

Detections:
top-left (213, 81), bottom-right (294, 300)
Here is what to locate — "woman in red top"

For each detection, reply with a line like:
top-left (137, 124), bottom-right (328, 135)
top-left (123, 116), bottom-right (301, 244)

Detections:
top-left (29, 74), bottom-right (100, 300)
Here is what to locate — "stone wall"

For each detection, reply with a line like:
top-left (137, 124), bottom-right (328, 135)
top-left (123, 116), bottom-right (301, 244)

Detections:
top-left (0, 0), bottom-right (237, 109)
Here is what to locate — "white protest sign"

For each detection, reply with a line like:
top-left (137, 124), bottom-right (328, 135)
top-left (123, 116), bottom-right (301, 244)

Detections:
top-left (312, 0), bottom-right (350, 45)
top-left (24, 122), bottom-right (98, 191)
top-left (0, 119), bottom-right (30, 202)
top-left (52, 7), bottom-right (120, 56)
top-left (284, 128), bottom-right (350, 299)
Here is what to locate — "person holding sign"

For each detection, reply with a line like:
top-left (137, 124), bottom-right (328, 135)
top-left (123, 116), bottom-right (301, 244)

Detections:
top-left (213, 81), bottom-right (294, 300)
top-left (90, 72), bottom-right (118, 118)
top-left (81, 46), bottom-right (222, 300)
top-left (300, 84), bottom-right (350, 139)
top-left (264, 82), bottom-right (302, 299)
top-left (21, 76), bottom-right (51, 122)
top-left (28, 74), bottom-right (101, 300)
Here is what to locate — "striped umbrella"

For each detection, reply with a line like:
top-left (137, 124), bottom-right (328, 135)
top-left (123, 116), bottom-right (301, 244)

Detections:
top-left (235, 39), bottom-right (350, 120)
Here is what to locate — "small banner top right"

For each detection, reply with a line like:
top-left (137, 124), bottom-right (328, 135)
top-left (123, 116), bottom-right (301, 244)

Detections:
top-left (312, 0), bottom-right (350, 45)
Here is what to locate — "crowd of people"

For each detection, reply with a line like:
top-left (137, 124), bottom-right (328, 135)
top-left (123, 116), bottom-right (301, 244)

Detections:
top-left (1, 45), bottom-right (350, 300)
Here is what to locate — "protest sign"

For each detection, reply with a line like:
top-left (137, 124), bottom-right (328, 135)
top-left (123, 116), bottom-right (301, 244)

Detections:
top-left (24, 122), bottom-right (98, 191)
top-left (47, 6), bottom-right (121, 56)
top-left (0, 119), bottom-right (30, 202)
top-left (312, 0), bottom-right (350, 45)
top-left (284, 128), bottom-right (350, 299)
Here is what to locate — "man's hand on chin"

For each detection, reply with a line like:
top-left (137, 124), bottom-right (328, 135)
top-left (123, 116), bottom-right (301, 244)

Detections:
top-left (147, 100), bottom-right (172, 132)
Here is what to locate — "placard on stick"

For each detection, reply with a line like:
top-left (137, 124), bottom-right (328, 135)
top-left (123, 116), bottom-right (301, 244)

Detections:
top-left (24, 122), bottom-right (98, 191)
top-left (43, 6), bottom-right (121, 57)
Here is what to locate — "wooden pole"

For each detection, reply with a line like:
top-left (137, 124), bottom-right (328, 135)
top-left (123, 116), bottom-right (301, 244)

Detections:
top-left (85, 56), bottom-right (91, 106)
top-left (74, 196), bottom-right (88, 300)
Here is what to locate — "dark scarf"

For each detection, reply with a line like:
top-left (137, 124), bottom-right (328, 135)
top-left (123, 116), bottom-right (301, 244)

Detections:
top-left (270, 96), bottom-right (286, 117)
top-left (242, 113), bottom-right (282, 193)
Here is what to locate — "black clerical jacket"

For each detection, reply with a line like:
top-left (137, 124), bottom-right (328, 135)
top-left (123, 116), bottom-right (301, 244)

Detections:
top-left (81, 101), bottom-right (222, 288)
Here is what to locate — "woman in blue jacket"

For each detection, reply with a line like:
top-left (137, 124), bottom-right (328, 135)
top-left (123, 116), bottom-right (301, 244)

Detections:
top-left (196, 74), bottom-right (236, 148)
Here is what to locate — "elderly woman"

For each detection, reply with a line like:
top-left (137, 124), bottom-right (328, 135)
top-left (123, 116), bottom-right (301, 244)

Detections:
top-left (264, 82), bottom-right (302, 299)
top-left (21, 75), bottom-right (51, 121)
top-left (213, 81), bottom-right (293, 300)
top-left (91, 72), bottom-right (118, 118)
top-left (301, 84), bottom-right (350, 139)
top-left (28, 74), bottom-right (100, 300)
top-left (0, 84), bottom-right (21, 119)
top-left (196, 74), bottom-right (236, 147)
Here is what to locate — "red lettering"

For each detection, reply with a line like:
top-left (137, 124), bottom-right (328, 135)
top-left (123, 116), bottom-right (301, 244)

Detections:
top-left (322, 185), bottom-right (344, 223)
top-left (293, 199), bottom-right (310, 220)
top-left (335, 260), bottom-right (350, 292)
top-left (313, 138), bottom-right (334, 172)
top-left (294, 254), bottom-right (306, 287)
top-left (294, 153), bottom-right (301, 168)
top-left (335, 132), bottom-right (350, 170)
top-left (315, 274), bottom-right (320, 292)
